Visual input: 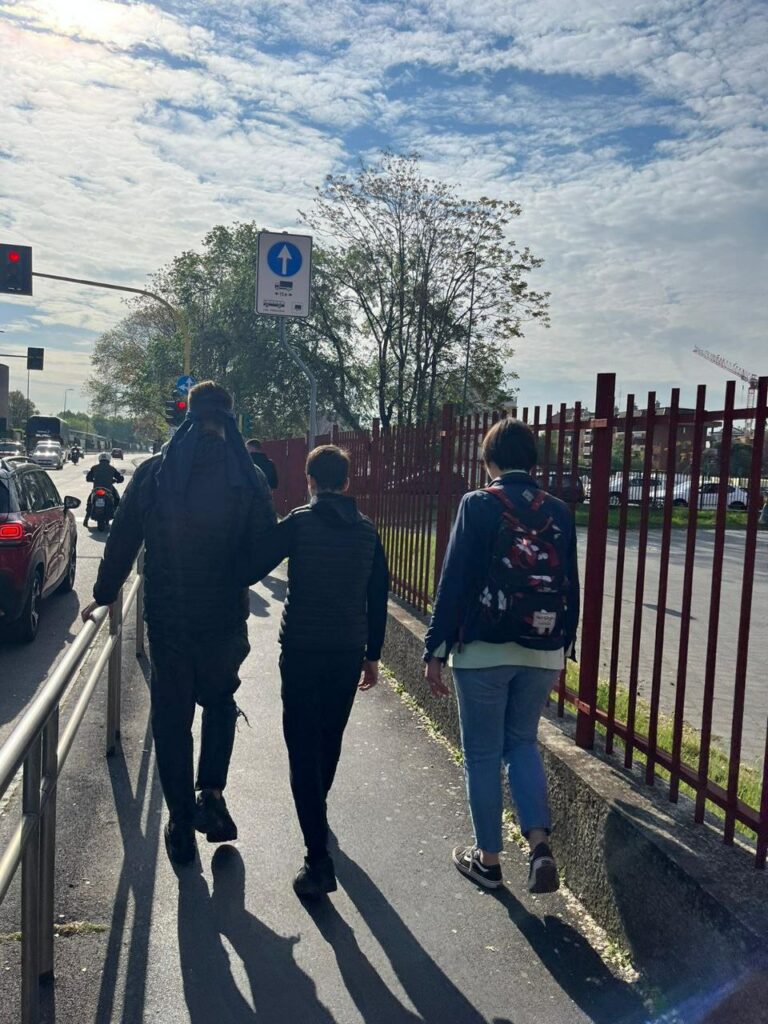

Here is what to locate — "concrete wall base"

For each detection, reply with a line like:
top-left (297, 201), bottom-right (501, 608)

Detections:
top-left (382, 595), bottom-right (768, 997)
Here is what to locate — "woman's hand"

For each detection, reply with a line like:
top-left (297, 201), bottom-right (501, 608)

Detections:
top-left (425, 657), bottom-right (450, 697)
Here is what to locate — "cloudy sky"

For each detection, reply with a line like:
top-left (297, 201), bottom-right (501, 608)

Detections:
top-left (0, 0), bottom-right (766, 418)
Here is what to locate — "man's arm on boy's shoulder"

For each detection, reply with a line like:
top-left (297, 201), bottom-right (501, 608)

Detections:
top-left (244, 512), bottom-right (296, 584)
top-left (365, 536), bottom-right (390, 662)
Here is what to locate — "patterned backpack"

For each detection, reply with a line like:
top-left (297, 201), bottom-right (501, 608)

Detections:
top-left (475, 485), bottom-right (571, 650)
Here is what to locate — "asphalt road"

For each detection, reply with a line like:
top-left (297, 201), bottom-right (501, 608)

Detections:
top-left (582, 528), bottom-right (768, 762)
top-left (0, 455), bottom-right (144, 748)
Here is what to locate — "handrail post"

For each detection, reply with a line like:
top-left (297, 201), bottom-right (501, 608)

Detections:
top-left (21, 739), bottom-right (42, 1024)
top-left (106, 592), bottom-right (123, 756)
top-left (135, 550), bottom-right (145, 659)
top-left (39, 707), bottom-right (59, 982)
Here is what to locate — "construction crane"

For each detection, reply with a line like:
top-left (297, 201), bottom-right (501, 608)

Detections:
top-left (693, 347), bottom-right (760, 408)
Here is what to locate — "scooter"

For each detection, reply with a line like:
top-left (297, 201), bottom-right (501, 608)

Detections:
top-left (89, 486), bottom-right (115, 532)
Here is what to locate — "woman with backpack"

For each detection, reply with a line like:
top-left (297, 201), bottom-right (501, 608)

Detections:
top-left (423, 418), bottom-right (580, 894)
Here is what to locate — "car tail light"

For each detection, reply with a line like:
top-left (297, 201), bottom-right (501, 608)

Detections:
top-left (95, 488), bottom-right (106, 496)
top-left (0, 522), bottom-right (25, 541)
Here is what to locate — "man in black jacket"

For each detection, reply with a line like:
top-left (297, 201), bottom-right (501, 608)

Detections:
top-left (247, 445), bottom-right (389, 898)
top-left (82, 382), bottom-right (276, 865)
top-left (246, 439), bottom-right (278, 491)
top-left (84, 453), bottom-right (124, 526)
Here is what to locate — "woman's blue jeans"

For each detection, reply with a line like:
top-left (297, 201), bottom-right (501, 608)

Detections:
top-left (452, 665), bottom-right (559, 852)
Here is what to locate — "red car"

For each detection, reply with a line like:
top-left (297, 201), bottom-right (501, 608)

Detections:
top-left (0, 458), bottom-right (81, 642)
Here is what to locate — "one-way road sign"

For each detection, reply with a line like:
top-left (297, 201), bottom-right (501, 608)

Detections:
top-left (256, 231), bottom-right (312, 318)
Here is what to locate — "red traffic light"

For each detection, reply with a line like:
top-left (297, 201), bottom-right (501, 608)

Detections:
top-left (8, 251), bottom-right (20, 263)
top-left (175, 400), bottom-right (187, 411)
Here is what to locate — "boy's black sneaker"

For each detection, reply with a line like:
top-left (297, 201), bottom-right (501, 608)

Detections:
top-left (164, 821), bottom-right (196, 866)
top-left (452, 846), bottom-right (503, 889)
top-left (195, 789), bottom-right (238, 843)
top-left (528, 842), bottom-right (559, 894)
top-left (293, 857), bottom-right (337, 899)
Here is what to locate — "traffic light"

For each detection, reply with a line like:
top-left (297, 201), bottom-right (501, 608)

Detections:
top-left (0, 244), bottom-right (33, 296)
top-left (239, 412), bottom-right (253, 435)
top-left (164, 393), bottom-right (188, 427)
top-left (26, 347), bottom-right (44, 371)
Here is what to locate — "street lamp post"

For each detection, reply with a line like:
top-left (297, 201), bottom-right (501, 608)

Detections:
top-left (63, 388), bottom-right (74, 414)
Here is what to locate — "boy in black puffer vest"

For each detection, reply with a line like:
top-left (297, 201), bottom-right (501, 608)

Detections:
top-left (248, 445), bottom-right (389, 898)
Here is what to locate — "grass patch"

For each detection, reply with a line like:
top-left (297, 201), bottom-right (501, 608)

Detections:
top-left (564, 663), bottom-right (763, 839)
top-left (573, 506), bottom-right (752, 531)
top-left (0, 920), bottom-right (107, 943)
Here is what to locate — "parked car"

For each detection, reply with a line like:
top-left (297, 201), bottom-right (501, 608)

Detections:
top-left (111, 447), bottom-right (124, 460)
top-left (0, 458), bottom-right (80, 641)
top-left (545, 471), bottom-right (586, 504)
top-left (29, 441), bottom-right (64, 470)
top-left (0, 441), bottom-right (25, 459)
top-left (670, 481), bottom-right (749, 510)
top-left (607, 472), bottom-right (666, 506)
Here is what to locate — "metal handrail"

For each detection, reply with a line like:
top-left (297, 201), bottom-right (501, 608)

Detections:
top-left (0, 556), bottom-right (144, 1024)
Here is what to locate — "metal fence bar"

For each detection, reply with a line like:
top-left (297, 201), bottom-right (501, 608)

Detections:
top-left (646, 389), bottom-right (680, 784)
top-left (624, 392), bottom-right (656, 769)
top-left (669, 385), bottom-right (707, 803)
top-left (575, 373), bottom-right (615, 749)
top-left (695, 381), bottom-right (735, 824)
top-left (723, 376), bottom-right (768, 844)
top-left (606, 394), bottom-right (634, 755)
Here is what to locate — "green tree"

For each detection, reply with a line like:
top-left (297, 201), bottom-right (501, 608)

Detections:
top-left (302, 152), bottom-right (549, 427)
top-left (88, 223), bottom-right (370, 438)
top-left (8, 390), bottom-right (37, 428)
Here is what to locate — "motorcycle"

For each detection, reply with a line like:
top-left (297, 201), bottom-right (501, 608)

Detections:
top-left (89, 486), bottom-right (115, 531)
top-left (70, 448), bottom-right (82, 465)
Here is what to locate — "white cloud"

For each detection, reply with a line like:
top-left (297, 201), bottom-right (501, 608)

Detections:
top-left (0, 0), bottom-right (765, 418)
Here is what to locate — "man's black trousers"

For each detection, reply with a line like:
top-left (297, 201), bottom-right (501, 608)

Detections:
top-left (149, 628), bottom-right (250, 826)
top-left (280, 648), bottom-right (364, 863)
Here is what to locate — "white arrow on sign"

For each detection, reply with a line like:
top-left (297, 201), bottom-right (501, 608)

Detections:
top-left (278, 245), bottom-right (292, 275)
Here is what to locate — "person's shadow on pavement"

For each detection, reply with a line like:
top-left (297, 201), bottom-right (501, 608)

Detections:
top-left (330, 847), bottom-right (495, 1024)
top-left (177, 846), bottom-right (335, 1024)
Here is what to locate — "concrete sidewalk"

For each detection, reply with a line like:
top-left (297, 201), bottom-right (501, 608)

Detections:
top-left (0, 576), bottom-right (648, 1023)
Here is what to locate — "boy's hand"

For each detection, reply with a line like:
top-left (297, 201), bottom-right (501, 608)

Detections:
top-left (425, 657), bottom-right (450, 697)
top-left (81, 601), bottom-right (110, 624)
top-left (359, 660), bottom-right (379, 691)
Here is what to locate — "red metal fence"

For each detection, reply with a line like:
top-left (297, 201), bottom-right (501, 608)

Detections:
top-left (262, 372), bottom-right (768, 866)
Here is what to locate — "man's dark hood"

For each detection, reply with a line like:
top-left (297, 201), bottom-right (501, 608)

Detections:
top-left (310, 492), bottom-right (362, 527)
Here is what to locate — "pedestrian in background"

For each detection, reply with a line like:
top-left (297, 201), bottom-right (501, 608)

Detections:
top-left (247, 445), bottom-right (389, 898)
top-left (424, 419), bottom-right (580, 893)
top-left (246, 438), bottom-right (279, 491)
top-left (83, 381), bottom-right (276, 865)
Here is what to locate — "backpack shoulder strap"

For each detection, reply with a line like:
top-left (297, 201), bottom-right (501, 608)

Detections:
top-left (483, 484), bottom-right (547, 514)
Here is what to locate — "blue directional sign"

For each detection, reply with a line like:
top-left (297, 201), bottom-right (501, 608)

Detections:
top-left (267, 241), bottom-right (302, 278)
top-left (175, 375), bottom-right (197, 394)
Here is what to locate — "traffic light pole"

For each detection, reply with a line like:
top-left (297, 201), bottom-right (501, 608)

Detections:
top-left (276, 316), bottom-right (317, 449)
top-left (32, 272), bottom-right (193, 376)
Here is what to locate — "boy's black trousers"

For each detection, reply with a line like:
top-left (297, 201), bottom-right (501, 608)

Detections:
top-left (280, 647), bottom-right (365, 863)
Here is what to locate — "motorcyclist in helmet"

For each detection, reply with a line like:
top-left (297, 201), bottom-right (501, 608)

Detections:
top-left (84, 452), bottom-right (124, 527)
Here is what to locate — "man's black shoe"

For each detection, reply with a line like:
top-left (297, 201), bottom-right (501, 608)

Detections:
top-left (293, 857), bottom-right (337, 898)
top-left (164, 821), bottom-right (196, 865)
top-left (195, 789), bottom-right (238, 843)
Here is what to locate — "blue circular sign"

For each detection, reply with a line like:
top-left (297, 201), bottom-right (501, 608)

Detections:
top-left (267, 241), bottom-right (302, 278)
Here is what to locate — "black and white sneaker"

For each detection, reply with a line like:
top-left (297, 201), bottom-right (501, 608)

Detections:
top-left (528, 842), bottom-right (559, 894)
top-left (452, 846), bottom-right (503, 889)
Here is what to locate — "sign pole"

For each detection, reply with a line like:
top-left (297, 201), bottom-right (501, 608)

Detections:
top-left (277, 317), bottom-right (317, 450)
